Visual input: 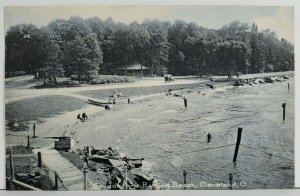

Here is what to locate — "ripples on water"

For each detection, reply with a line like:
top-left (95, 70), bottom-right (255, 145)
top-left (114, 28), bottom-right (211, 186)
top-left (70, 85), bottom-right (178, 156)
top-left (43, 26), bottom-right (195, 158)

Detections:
top-left (118, 80), bottom-right (294, 189)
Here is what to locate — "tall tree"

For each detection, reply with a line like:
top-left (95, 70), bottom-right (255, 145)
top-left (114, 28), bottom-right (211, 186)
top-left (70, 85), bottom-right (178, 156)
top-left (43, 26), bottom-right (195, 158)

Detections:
top-left (6, 19), bottom-right (294, 78)
top-left (48, 17), bottom-right (103, 80)
top-left (142, 19), bottom-right (169, 76)
top-left (6, 24), bottom-right (43, 74)
top-left (36, 28), bottom-right (63, 85)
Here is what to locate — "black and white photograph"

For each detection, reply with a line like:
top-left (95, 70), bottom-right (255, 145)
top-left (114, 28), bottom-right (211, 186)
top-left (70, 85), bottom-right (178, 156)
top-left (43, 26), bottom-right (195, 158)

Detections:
top-left (2, 2), bottom-right (297, 192)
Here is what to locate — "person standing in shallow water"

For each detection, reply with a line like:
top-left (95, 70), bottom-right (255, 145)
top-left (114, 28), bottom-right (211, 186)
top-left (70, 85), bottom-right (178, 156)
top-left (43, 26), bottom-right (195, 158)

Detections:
top-left (206, 133), bottom-right (212, 143)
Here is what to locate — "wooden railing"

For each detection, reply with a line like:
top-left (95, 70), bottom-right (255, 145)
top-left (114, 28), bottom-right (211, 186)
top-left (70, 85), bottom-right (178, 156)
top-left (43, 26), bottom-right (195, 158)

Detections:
top-left (7, 147), bottom-right (68, 191)
top-left (6, 177), bottom-right (42, 191)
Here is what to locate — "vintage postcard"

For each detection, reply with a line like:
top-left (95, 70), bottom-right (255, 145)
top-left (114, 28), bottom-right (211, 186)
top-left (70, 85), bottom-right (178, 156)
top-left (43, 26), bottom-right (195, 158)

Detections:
top-left (2, 3), bottom-right (295, 191)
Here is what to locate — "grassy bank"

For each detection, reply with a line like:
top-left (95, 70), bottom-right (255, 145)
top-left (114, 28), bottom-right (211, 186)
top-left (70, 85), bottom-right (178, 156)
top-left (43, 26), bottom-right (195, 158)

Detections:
top-left (6, 95), bottom-right (87, 132)
top-left (6, 145), bottom-right (54, 190)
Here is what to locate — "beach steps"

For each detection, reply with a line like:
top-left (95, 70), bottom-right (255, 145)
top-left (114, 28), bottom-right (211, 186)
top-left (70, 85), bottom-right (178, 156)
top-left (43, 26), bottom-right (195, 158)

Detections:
top-left (32, 148), bottom-right (87, 191)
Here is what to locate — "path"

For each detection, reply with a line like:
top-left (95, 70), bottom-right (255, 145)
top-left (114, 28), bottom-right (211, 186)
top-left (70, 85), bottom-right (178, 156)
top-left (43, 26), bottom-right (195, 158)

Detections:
top-left (5, 77), bottom-right (200, 104)
top-left (32, 148), bottom-right (93, 191)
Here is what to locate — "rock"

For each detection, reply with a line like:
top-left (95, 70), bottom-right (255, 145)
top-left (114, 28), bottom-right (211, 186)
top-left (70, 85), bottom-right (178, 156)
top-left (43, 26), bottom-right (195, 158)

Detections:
top-left (205, 84), bottom-right (214, 89)
top-left (254, 78), bottom-right (265, 84)
top-left (232, 80), bottom-right (243, 86)
top-left (174, 93), bottom-right (182, 97)
top-left (264, 77), bottom-right (275, 83)
top-left (16, 173), bottom-right (29, 178)
top-left (131, 168), bottom-right (154, 188)
top-left (95, 149), bottom-right (109, 156)
top-left (283, 75), bottom-right (290, 79)
top-left (34, 176), bottom-right (41, 180)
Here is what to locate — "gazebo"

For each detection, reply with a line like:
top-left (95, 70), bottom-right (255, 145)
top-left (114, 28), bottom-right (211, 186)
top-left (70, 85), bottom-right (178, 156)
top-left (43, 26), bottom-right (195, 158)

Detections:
top-left (116, 63), bottom-right (151, 77)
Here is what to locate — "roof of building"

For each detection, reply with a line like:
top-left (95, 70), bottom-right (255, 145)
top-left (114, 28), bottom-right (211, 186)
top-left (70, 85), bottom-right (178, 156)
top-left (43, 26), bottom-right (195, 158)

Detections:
top-left (117, 63), bottom-right (150, 70)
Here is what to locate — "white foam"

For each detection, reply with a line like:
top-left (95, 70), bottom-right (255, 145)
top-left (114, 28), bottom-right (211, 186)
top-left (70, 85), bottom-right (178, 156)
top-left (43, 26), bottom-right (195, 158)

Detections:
top-left (170, 155), bottom-right (184, 168)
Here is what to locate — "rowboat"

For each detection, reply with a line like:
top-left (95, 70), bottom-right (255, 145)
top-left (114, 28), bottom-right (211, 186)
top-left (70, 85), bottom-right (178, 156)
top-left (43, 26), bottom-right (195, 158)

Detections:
top-left (87, 99), bottom-right (111, 106)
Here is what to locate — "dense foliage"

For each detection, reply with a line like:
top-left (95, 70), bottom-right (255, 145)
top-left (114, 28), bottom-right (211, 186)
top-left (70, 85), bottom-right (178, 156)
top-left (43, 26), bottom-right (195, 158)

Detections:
top-left (90, 75), bottom-right (135, 84)
top-left (5, 17), bottom-right (294, 83)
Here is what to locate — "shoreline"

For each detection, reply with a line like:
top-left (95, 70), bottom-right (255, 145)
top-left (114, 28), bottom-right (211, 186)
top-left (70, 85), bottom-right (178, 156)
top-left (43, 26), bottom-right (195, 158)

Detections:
top-left (70, 74), bottom-right (293, 189)
top-left (5, 71), bottom-right (294, 190)
top-left (6, 71), bottom-right (294, 148)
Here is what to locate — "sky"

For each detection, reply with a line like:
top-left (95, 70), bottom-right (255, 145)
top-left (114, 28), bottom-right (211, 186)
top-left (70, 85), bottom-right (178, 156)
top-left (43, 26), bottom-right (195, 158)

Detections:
top-left (4, 6), bottom-right (294, 43)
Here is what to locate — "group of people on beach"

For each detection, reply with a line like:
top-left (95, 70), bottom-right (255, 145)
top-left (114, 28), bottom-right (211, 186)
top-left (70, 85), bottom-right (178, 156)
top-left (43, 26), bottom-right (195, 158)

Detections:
top-left (77, 112), bottom-right (88, 122)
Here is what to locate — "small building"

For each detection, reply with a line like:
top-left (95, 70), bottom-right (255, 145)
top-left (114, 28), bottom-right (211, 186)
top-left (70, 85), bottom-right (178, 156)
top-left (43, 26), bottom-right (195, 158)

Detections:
top-left (44, 136), bottom-right (74, 151)
top-left (54, 137), bottom-right (74, 151)
top-left (115, 63), bottom-right (151, 77)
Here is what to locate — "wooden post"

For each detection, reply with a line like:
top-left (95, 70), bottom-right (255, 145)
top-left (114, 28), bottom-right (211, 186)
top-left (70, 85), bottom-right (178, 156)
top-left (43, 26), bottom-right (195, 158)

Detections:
top-left (233, 128), bottom-right (243, 162)
top-left (183, 170), bottom-right (187, 189)
top-left (33, 123), bottom-right (36, 138)
top-left (128, 99), bottom-right (130, 104)
top-left (184, 98), bottom-right (187, 108)
top-left (124, 165), bottom-right (128, 190)
top-left (228, 173), bottom-right (233, 190)
top-left (9, 147), bottom-right (15, 190)
top-left (27, 135), bottom-right (30, 148)
top-left (37, 152), bottom-right (42, 167)
top-left (86, 146), bottom-right (90, 156)
top-left (83, 163), bottom-right (88, 190)
top-left (288, 83), bottom-right (290, 92)
top-left (88, 146), bottom-right (92, 156)
top-left (282, 103), bottom-right (286, 121)
top-left (54, 172), bottom-right (58, 190)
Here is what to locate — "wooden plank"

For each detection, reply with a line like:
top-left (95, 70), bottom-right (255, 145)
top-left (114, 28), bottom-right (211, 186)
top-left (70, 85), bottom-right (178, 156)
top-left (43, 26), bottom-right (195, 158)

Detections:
top-left (63, 175), bottom-right (83, 182)
top-left (54, 166), bottom-right (78, 171)
top-left (59, 172), bottom-right (82, 179)
top-left (63, 179), bottom-right (83, 187)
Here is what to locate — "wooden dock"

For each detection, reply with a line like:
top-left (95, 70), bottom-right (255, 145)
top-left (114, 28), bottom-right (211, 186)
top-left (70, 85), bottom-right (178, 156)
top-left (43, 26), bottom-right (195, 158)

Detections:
top-left (32, 148), bottom-right (89, 190)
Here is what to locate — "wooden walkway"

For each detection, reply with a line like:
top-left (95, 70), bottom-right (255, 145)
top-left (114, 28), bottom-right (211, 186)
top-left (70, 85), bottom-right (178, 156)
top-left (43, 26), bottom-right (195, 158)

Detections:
top-left (5, 154), bottom-right (36, 158)
top-left (32, 148), bottom-right (86, 190)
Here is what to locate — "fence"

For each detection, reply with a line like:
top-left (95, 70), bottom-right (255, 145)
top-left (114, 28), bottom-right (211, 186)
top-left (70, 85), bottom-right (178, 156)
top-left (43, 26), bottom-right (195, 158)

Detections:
top-left (7, 147), bottom-right (67, 191)
top-left (42, 166), bottom-right (68, 191)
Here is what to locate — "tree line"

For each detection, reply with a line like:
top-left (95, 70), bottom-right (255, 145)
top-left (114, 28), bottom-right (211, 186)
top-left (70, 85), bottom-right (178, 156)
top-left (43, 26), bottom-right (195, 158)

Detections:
top-left (5, 16), bottom-right (294, 84)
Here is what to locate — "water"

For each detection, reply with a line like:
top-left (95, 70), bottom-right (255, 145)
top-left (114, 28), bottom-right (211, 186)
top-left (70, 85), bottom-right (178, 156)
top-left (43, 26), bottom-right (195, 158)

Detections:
top-left (116, 80), bottom-right (294, 189)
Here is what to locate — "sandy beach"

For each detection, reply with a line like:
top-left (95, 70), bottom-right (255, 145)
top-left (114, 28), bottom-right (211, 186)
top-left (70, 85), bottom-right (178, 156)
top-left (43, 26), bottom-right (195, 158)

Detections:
top-left (5, 77), bottom-right (203, 147)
